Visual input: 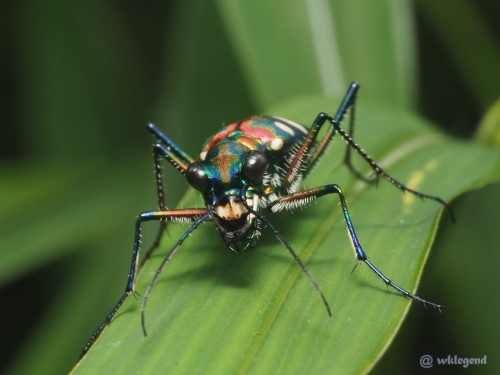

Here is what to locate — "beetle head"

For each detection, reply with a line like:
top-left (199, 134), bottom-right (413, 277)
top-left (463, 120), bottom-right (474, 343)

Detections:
top-left (185, 137), bottom-right (269, 252)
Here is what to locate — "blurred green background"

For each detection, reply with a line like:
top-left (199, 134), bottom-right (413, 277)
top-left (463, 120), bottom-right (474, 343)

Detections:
top-left (1, 0), bottom-right (499, 374)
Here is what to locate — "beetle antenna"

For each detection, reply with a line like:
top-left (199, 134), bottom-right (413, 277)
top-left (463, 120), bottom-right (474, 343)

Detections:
top-left (241, 191), bottom-right (332, 316)
top-left (141, 207), bottom-right (215, 336)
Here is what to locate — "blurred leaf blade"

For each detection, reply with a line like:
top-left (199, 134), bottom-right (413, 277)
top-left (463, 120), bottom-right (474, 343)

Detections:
top-left (0, 157), bottom-right (152, 285)
top-left (475, 98), bottom-right (500, 147)
top-left (14, 0), bottom-right (145, 161)
top-left (216, 0), bottom-right (326, 107)
top-left (417, 0), bottom-right (500, 109)
top-left (216, 0), bottom-right (417, 109)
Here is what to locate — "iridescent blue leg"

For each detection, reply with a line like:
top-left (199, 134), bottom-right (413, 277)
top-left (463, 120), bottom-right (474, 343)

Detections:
top-left (337, 84), bottom-right (380, 183)
top-left (141, 124), bottom-right (197, 263)
top-left (318, 112), bottom-right (455, 221)
top-left (141, 145), bottom-right (168, 264)
top-left (80, 207), bottom-right (208, 358)
top-left (286, 90), bottom-right (455, 221)
top-left (267, 184), bottom-right (445, 310)
top-left (147, 123), bottom-right (195, 171)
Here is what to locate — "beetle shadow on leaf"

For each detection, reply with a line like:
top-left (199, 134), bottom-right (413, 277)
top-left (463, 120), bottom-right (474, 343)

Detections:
top-left (150, 240), bottom-right (281, 290)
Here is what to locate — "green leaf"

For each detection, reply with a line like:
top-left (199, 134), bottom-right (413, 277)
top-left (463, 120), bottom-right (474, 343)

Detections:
top-left (71, 97), bottom-right (500, 375)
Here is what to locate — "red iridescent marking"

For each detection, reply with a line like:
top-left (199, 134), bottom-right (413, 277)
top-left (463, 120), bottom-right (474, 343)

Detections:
top-left (202, 123), bottom-right (238, 152)
top-left (231, 134), bottom-right (262, 152)
top-left (148, 208), bottom-right (208, 218)
top-left (239, 118), bottom-right (277, 145)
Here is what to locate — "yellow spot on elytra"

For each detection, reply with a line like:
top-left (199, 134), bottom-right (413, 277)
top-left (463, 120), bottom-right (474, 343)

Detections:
top-left (264, 186), bottom-right (274, 195)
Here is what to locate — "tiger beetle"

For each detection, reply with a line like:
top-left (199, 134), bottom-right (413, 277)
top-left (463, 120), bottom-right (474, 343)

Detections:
top-left (80, 82), bottom-right (454, 358)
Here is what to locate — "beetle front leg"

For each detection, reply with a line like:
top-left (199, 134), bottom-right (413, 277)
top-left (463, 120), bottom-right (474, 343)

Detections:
top-left (141, 145), bottom-right (169, 264)
top-left (80, 207), bottom-right (208, 359)
top-left (142, 123), bottom-right (198, 262)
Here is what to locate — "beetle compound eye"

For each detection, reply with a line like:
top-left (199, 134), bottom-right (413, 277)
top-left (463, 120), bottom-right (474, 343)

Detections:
top-left (186, 163), bottom-right (209, 192)
top-left (243, 151), bottom-right (268, 183)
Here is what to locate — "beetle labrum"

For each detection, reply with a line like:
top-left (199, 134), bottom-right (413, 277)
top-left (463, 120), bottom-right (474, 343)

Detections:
top-left (80, 82), bottom-right (453, 357)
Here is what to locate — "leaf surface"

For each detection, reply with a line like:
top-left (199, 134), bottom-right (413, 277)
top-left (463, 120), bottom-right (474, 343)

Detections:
top-left (72, 98), bottom-right (500, 375)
